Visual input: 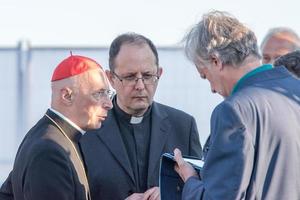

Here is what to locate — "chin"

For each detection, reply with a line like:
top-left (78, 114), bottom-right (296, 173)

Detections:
top-left (133, 103), bottom-right (149, 110)
top-left (96, 123), bottom-right (102, 129)
top-left (87, 123), bottom-right (102, 130)
top-left (133, 97), bottom-right (149, 103)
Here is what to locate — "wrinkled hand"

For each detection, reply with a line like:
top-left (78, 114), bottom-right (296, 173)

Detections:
top-left (125, 187), bottom-right (160, 200)
top-left (125, 193), bottom-right (144, 200)
top-left (143, 186), bottom-right (160, 200)
top-left (173, 148), bottom-right (199, 182)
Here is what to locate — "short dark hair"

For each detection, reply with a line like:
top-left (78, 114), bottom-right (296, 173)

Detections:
top-left (109, 32), bottom-right (159, 71)
top-left (274, 50), bottom-right (300, 78)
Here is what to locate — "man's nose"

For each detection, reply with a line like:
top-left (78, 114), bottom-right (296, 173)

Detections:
top-left (102, 98), bottom-right (113, 110)
top-left (210, 86), bottom-right (216, 93)
top-left (134, 77), bottom-right (145, 90)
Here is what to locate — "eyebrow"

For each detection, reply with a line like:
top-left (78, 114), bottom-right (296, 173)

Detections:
top-left (122, 71), bottom-right (156, 76)
top-left (200, 73), bottom-right (206, 79)
top-left (92, 88), bottom-right (109, 93)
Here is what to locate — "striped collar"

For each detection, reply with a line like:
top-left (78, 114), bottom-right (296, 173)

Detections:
top-left (231, 64), bottom-right (273, 95)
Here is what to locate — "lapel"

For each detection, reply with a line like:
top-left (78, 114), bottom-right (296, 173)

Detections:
top-left (45, 109), bottom-right (90, 200)
top-left (95, 110), bottom-right (136, 184)
top-left (147, 102), bottom-right (170, 182)
top-left (202, 135), bottom-right (211, 160)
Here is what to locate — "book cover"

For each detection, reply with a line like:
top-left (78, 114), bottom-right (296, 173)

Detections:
top-left (159, 153), bottom-right (203, 200)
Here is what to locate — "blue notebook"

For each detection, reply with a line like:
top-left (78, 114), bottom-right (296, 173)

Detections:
top-left (159, 153), bottom-right (203, 200)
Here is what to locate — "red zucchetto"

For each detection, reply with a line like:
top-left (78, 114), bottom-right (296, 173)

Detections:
top-left (51, 55), bottom-right (102, 82)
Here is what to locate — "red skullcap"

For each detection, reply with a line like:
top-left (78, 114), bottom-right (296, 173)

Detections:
top-left (51, 55), bottom-right (102, 82)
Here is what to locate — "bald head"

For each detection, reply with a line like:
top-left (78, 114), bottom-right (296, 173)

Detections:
top-left (261, 27), bottom-right (300, 64)
top-left (50, 55), bottom-right (113, 130)
top-left (51, 69), bottom-right (106, 105)
top-left (51, 68), bottom-right (109, 110)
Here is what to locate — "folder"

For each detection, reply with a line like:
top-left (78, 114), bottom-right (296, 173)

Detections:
top-left (159, 153), bottom-right (203, 200)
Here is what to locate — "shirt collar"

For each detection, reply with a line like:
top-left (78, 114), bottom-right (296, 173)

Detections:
top-left (49, 108), bottom-right (86, 134)
top-left (231, 64), bottom-right (273, 95)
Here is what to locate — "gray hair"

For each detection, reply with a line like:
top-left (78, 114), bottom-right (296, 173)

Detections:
top-left (109, 32), bottom-right (159, 71)
top-left (183, 10), bottom-right (261, 68)
top-left (260, 27), bottom-right (300, 51)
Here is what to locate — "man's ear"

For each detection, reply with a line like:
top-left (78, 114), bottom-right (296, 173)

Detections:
top-left (61, 88), bottom-right (74, 105)
top-left (106, 70), bottom-right (115, 88)
top-left (210, 55), bottom-right (223, 71)
top-left (157, 67), bottom-right (163, 78)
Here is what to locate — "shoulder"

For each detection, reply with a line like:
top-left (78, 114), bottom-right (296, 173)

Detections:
top-left (211, 93), bottom-right (258, 132)
top-left (30, 142), bottom-right (74, 179)
top-left (212, 94), bottom-right (251, 120)
top-left (13, 137), bottom-right (73, 178)
top-left (20, 123), bottom-right (72, 165)
top-left (30, 139), bottom-right (70, 161)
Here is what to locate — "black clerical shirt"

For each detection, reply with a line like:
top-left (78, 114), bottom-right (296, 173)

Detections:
top-left (114, 99), bottom-right (152, 192)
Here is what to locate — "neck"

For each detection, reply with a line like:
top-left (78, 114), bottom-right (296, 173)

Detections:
top-left (223, 57), bottom-right (261, 97)
top-left (49, 107), bottom-right (86, 134)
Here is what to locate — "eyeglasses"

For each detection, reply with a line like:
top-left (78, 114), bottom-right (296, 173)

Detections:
top-left (91, 89), bottom-right (115, 101)
top-left (112, 72), bottom-right (159, 87)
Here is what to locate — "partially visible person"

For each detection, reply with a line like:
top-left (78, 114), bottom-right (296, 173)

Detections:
top-left (80, 33), bottom-right (202, 200)
top-left (174, 11), bottom-right (300, 199)
top-left (0, 55), bottom-right (113, 200)
top-left (274, 50), bottom-right (300, 78)
top-left (0, 174), bottom-right (13, 200)
top-left (261, 27), bottom-right (300, 64)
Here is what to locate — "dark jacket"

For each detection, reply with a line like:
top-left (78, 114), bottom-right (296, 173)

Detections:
top-left (80, 102), bottom-right (202, 200)
top-left (1, 109), bottom-right (90, 200)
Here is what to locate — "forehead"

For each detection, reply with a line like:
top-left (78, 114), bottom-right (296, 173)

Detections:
top-left (263, 35), bottom-right (295, 55)
top-left (83, 69), bottom-right (109, 90)
top-left (114, 43), bottom-right (157, 73)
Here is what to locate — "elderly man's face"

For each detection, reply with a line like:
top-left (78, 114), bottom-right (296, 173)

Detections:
top-left (195, 58), bottom-right (229, 97)
top-left (262, 35), bottom-right (296, 64)
top-left (109, 43), bottom-right (162, 116)
top-left (73, 70), bottom-right (113, 130)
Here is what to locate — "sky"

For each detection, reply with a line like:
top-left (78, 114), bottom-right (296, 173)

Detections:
top-left (0, 0), bottom-right (299, 47)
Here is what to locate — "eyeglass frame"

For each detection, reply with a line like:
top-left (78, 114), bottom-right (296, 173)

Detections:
top-left (111, 71), bottom-right (160, 86)
top-left (91, 89), bottom-right (115, 102)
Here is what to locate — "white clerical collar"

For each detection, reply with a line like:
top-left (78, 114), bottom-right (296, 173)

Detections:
top-left (130, 116), bottom-right (144, 124)
top-left (49, 108), bottom-right (86, 135)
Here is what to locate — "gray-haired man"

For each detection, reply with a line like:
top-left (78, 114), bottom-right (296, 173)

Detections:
top-left (174, 11), bottom-right (300, 200)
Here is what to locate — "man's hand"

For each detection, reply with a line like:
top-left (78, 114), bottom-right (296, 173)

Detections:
top-left (143, 186), bottom-right (160, 200)
top-left (173, 148), bottom-right (199, 182)
top-left (125, 187), bottom-right (160, 200)
top-left (125, 193), bottom-right (144, 200)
